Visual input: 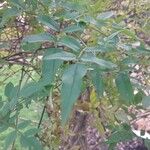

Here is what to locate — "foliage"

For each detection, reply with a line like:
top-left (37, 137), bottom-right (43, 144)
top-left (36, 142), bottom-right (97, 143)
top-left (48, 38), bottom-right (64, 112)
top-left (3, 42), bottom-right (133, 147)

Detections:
top-left (0, 0), bottom-right (150, 149)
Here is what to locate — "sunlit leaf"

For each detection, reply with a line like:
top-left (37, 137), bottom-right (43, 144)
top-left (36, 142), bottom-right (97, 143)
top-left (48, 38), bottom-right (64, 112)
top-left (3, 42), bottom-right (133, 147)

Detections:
top-left (22, 33), bottom-right (55, 43)
top-left (44, 51), bottom-right (77, 61)
top-left (97, 11), bottom-right (115, 20)
top-left (81, 54), bottom-right (117, 70)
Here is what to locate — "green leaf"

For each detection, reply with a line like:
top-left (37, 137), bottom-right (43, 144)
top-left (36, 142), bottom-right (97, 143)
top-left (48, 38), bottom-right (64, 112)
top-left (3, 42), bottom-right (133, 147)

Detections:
top-left (91, 69), bottom-right (104, 97)
top-left (21, 42), bottom-right (41, 51)
top-left (44, 51), bottom-right (77, 61)
top-left (42, 48), bottom-right (63, 83)
top-left (107, 130), bottom-right (134, 144)
top-left (0, 96), bottom-right (3, 109)
top-left (115, 73), bottom-right (134, 104)
top-left (144, 139), bottom-right (150, 149)
top-left (37, 15), bottom-right (59, 31)
top-left (18, 120), bottom-right (31, 130)
top-left (0, 7), bottom-right (21, 27)
top-left (22, 33), bottom-right (55, 43)
top-left (142, 96), bottom-right (150, 109)
top-left (81, 54), bottom-right (117, 70)
top-left (4, 130), bottom-right (17, 150)
top-left (64, 24), bottom-right (83, 33)
top-left (20, 81), bottom-right (47, 98)
top-left (61, 64), bottom-right (87, 124)
top-left (4, 85), bottom-right (18, 110)
top-left (58, 36), bottom-right (81, 51)
top-left (24, 128), bottom-right (39, 136)
top-left (97, 11), bottom-right (115, 20)
top-left (133, 91), bottom-right (144, 104)
top-left (62, 11), bottom-right (80, 19)
top-left (20, 135), bottom-right (42, 150)
top-left (4, 82), bottom-right (14, 98)
top-left (122, 29), bottom-right (136, 39)
top-left (0, 123), bottom-right (9, 133)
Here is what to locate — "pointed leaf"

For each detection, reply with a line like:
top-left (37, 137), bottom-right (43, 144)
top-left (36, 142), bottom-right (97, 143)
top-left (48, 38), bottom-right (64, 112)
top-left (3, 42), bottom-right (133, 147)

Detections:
top-left (22, 33), bottom-right (55, 43)
top-left (64, 24), bottom-right (83, 33)
top-left (107, 130), bottom-right (134, 144)
top-left (91, 69), bottom-right (104, 97)
top-left (81, 54), bottom-right (117, 70)
top-left (5, 82), bottom-right (14, 98)
top-left (97, 11), bottom-right (115, 20)
top-left (20, 81), bottom-right (46, 98)
top-left (58, 36), bottom-right (81, 51)
top-left (42, 48), bottom-right (63, 82)
top-left (21, 42), bottom-right (41, 51)
top-left (37, 15), bottom-right (59, 31)
top-left (61, 64), bottom-right (87, 124)
top-left (44, 51), bottom-right (77, 61)
top-left (115, 73), bottom-right (134, 104)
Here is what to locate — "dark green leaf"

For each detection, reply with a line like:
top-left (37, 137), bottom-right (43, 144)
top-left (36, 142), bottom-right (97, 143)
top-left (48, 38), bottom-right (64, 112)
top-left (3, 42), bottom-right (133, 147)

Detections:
top-left (37, 15), bottom-right (59, 31)
top-left (107, 130), bottom-right (134, 144)
top-left (61, 64), bottom-right (87, 124)
top-left (115, 73), bottom-right (134, 104)
top-left (42, 48), bottom-right (63, 83)
top-left (91, 69), bottom-right (104, 97)
top-left (133, 91), bottom-right (144, 104)
top-left (144, 139), bottom-right (150, 149)
top-left (58, 36), bottom-right (81, 51)
top-left (21, 42), bottom-right (41, 51)
top-left (20, 81), bottom-right (46, 98)
top-left (4, 82), bottom-right (14, 98)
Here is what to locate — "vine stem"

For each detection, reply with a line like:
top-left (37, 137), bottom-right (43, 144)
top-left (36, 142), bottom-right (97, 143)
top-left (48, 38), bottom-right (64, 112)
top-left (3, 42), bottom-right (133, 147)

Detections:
top-left (37, 96), bottom-right (49, 129)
